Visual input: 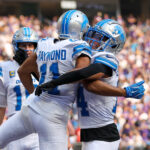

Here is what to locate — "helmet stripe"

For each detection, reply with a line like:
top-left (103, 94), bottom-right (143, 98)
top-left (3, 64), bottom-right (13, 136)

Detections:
top-left (27, 27), bottom-right (31, 38)
top-left (81, 14), bottom-right (89, 32)
top-left (23, 27), bottom-right (27, 38)
top-left (96, 19), bottom-right (112, 27)
top-left (27, 28), bottom-right (30, 38)
top-left (61, 10), bottom-right (72, 35)
top-left (65, 10), bottom-right (77, 34)
top-left (26, 27), bottom-right (29, 38)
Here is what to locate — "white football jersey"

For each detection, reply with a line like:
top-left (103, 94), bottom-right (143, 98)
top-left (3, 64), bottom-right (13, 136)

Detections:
top-left (28, 37), bottom-right (91, 118)
top-left (77, 51), bottom-right (119, 129)
top-left (0, 60), bottom-right (38, 117)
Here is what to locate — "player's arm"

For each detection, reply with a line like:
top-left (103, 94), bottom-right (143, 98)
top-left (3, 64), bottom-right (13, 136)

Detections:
top-left (0, 108), bottom-right (6, 125)
top-left (83, 80), bottom-right (145, 99)
top-left (75, 54), bottom-right (91, 68)
top-left (81, 61), bottom-right (145, 99)
top-left (35, 60), bottom-right (145, 99)
top-left (84, 80), bottom-right (126, 96)
top-left (18, 53), bottom-right (39, 94)
top-left (35, 62), bottom-right (111, 93)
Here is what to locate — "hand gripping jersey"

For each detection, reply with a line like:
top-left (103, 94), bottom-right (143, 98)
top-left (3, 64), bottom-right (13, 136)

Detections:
top-left (28, 37), bottom-right (91, 120)
top-left (0, 60), bottom-right (38, 117)
top-left (77, 51), bottom-right (119, 129)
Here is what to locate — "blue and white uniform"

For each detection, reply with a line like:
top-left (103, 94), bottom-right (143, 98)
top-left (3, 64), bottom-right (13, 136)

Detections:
top-left (28, 38), bottom-right (91, 120)
top-left (0, 38), bottom-right (91, 150)
top-left (0, 60), bottom-right (39, 150)
top-left (77, 51), bottom-right (119, 128)
top-left (77, 51), bottom-right (120, 150)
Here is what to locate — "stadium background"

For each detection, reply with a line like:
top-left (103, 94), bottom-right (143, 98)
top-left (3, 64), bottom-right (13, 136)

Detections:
top-left (0, 0), bottom-right (150, 150)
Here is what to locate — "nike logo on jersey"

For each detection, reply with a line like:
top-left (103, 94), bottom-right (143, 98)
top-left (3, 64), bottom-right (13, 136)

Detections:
top-left (38, 50), bottom-right (66, 61)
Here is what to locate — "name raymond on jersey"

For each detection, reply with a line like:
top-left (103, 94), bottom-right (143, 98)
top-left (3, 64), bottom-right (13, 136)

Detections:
top-left (38, 50), bottom-right (66, 61)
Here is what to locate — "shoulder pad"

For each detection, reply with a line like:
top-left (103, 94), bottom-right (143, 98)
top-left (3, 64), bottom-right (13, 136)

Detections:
top-left (93, 52), bottom-right (119, 70)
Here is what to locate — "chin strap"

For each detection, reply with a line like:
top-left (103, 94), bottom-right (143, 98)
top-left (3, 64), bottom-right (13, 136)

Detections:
top-left (13, 49), bottom-right (28, 65)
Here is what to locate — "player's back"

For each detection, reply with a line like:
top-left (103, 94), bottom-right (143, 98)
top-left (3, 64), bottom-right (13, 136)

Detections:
top-left (37, 38), bottom-right (76, 97)
top-left (27, 37), bottom-right (90, 123)
top-left (77, 51), bottom-right (119, 129)
top-left (29, 37), bottom-right (90, 115)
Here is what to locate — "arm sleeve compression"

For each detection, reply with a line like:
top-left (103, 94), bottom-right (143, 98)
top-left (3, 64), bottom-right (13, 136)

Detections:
top-left (41, 63), bottom-right (112, 88)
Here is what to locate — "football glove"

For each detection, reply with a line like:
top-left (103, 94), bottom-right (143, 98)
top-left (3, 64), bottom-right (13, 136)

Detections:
top-left (35, 81), bottom-right (55, 96)
top-left (124, 80), bottom-right (145, 99)
top-left (13, 49), bottom-right (28, 65)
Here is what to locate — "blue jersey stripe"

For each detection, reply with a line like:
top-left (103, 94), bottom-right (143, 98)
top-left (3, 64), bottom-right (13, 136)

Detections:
top-left (74, 44), bottom-right (90, 52)
top-left (94, 57), bottom-right (117, 70)
top-left (72, 49), bottom-right (91, 58)
top-left (0, 67), bottom-right (3, 77)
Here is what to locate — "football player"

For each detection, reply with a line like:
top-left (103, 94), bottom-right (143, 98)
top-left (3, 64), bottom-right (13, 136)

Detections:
top-left (0, 27), bottom-right (39, 150)
top-left (35, 19), bottom-right (145, 150)
top-left (0, 10), bottom-right (91, 150)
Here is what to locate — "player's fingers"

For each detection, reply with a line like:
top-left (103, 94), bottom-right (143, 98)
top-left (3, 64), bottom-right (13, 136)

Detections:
top-left (136, 80), bottom-right (145, 86)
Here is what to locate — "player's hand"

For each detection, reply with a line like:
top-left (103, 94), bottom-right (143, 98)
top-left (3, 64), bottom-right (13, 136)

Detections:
top-left (35, 85), bottom-right (42, 96)
top-left (124, 80), bottom-right (145, 99)
top-left (35, 81), bottom-right (55, 96)
top-left (13, 49), bottom-right (28, 65)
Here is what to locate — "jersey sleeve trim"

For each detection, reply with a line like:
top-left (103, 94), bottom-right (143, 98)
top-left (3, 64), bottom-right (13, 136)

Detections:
top-left (72, 45), bottom-right (92, 58)
top-left (0, 67), bottom-right (3, 77)
top-left (94, 57), bottom-right (117, 70)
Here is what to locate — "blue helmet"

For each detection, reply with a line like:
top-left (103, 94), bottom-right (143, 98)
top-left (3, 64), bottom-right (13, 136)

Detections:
top-left (84, 19), bottom-right (126, 54)
top-left (57, 10), bottom-right (90, 40)
top-left (12, 27), bottom-right (39, 53)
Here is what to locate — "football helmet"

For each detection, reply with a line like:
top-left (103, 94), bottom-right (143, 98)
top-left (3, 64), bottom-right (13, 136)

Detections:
top-left (12, 27), bottom-right (39, 53)
top-left (84, 19), bottom-right (126, 54)
top-left (57, 10), bottom-right (90, 40)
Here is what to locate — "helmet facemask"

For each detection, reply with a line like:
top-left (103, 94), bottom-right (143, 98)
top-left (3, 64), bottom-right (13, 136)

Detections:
top-left (84, 19), bottom-right (126, 55)
top-left (84, 27), bottom-right (117, 53)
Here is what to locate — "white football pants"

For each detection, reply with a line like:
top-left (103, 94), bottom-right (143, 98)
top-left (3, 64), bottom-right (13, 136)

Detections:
top-left (82, 140), bottom-right (120, 150)
top-left (0, 105), bottom-right (68, 150)
top-left (3, 133), bottom-right (39, 150)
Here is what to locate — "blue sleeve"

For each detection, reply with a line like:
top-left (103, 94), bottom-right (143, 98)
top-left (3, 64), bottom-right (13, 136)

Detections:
top-left (94, 57), bottom-right (118, 71)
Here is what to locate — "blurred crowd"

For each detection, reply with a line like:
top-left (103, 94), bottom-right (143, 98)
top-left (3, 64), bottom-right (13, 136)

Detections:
top-left (0, 15), bottom-right (58, 61)
top-left (0, 12), bottom-right (150, 150)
